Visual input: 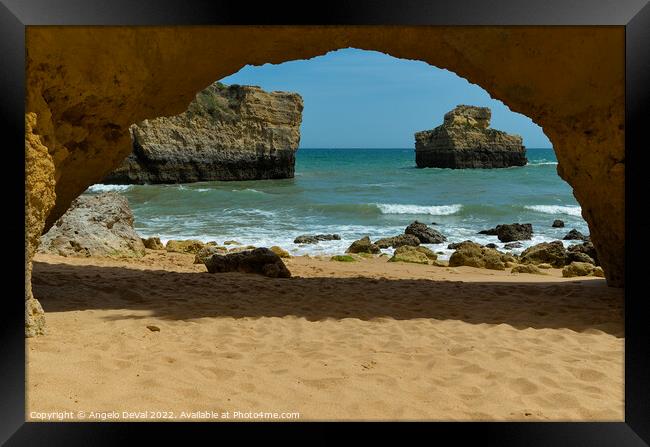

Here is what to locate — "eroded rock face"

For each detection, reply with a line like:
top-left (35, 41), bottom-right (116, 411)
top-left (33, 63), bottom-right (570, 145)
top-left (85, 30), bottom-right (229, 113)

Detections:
top-left (38, 192), bottom-right (145, 258)
top-left (24, 26), bottom-right (626, 335)
top-left (103, 83), bottom-right (303, 184)
top-left (415, 105), bottom-right (527, 169)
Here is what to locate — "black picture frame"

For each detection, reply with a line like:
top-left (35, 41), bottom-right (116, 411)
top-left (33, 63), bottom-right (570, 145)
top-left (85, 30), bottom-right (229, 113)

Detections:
top-left (2, 0), bottom-right (648, 444)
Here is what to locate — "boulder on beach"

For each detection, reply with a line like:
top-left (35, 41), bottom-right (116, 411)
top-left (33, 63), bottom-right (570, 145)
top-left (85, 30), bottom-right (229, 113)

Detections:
top-left (404, 221), bottom-right (447, 244)
top-left (562, 261), bottom-right (595, 277)
top-left (519, 241), bottom-right (567, 268)
top-left (194, 245), bottom-right (227, 264)
top-left (563, 229), bottom-right (589, 241)
top-left (331, 255), bottom-right (356, 262)
top-left (228, 245), bottom-right (257, 253)
top-left (414, 105), bottom-right (527, 169)
top-left (567, 251), bottom-right (595, 265)
top-left (552, 219), bottom-right (565, 228)
top-left (203, 247), bottom-right (291, 278)
top-left (511, 264), bottom-right (545, 275)
top-left (447, 240), bottom-right (478, 250)
top-left (346, 236), bottom-right (381, 254)
top-left (504, 242), bottom-right (523, 249)
top-left (567, 241), bottom-right (599, 266)
top-left (448, 241), bottom-right (506, 270)
top-left (294, 234), bottom-right (341, 244)
top-left (592, 266), bottom-right (605, 277)
top-left (223, 240), bottom-right (242, 246)
top-left (374, 234), bottom-right (420, 249)
top-left (270, 246), bottom-right (291, 258)
top-left (142, 236), bottom-right (165, 250)
top-left (166, 239), bottom-right (205, 254)
top-left (389, 245), bottom-right (438, 264)
top-left (38, 192), bottom-right (145, 258)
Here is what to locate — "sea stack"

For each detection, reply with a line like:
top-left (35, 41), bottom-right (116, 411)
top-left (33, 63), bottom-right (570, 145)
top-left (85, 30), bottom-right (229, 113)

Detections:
top-left (103, 82), bottom-right (303, 184)
top-left (414, 105), bottom-right (527, 169)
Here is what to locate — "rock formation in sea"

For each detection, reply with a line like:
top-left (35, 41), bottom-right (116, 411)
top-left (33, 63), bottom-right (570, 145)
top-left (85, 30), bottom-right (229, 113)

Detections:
top-left (414, 105), bottom-right (527, 169)
top-left (38, 192), bottom-right (145, 257)
top-left (102, 82), bottom-right (303, 184)
top-left (294, 234), bottom-right (341, 244)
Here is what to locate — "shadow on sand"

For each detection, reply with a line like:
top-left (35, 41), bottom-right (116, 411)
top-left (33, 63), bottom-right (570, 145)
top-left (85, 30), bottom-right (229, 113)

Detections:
top-left (32, 261), bottom-right (624, 338)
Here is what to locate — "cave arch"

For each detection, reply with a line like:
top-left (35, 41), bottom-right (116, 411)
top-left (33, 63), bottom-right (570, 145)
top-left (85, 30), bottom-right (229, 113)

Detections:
top-left (25, 26), bottom-right (624, 335)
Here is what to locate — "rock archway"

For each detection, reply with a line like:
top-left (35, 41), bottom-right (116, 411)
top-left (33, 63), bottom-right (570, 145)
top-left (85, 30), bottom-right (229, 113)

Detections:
top-left (25, 26), bottom-right (624, 336)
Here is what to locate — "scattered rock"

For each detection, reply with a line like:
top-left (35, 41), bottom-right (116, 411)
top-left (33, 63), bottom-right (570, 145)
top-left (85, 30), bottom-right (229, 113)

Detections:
top-left (404, 221), bottom-right (447, 244)
top-left (485, 243), bottom-right (498, 249)
top-left (204, 247), bottom-right (291, 278)
top-left (592, 266), bottom-right (605, 277)
top-left (511, 264), bottom-right (545, 275)
top-left (448, 241), bottom-right (505, 270)
top-left (519, 241), bottom-right (567, 268)
top-left (270, 246), bottom-right (291, 258)
top-left (496, 223), bottom-right (533, 242)
top-left (567, 241), bottom-right (599, 266)
top-left (293, 234), bottom-right (341, 244)
top-left (228, 245), bottom-right (257, 253)
top-left (331, 255), bottom-right (356, 262)
top-left (146, 325), bottom-right (160, 332)
top-left (537, 263), bottom-right (553, 269)
top-left (478, 223), bottom-right (533, 242)
top-left (38, 192), bottom-right (145, 258)
top-left (563, 229), bottom-right (589, 241)
top-left (552, 219), bottom-right (565, 228)
top-left (374, 234), bottom-right (420, 249)
top-left (142, 236), bottom-right (165, 250)
top-left (223, 240), bottom-right (242, 246)
top-left (414, 105), bottom-right (527, 169)
top-left (447, 240), bottom-right (477, 250)
top-left (194, 245), bottom-right (227, 264)
top-left (346, 236), bottom-right (381, 254)
top-left (567, 251), bottom-right (595, 265)
top-left (562, 261), bottom-right (595, 277)
top-left (504, 242), bottom-right (523, 249)
top-left (388, 246), bottom-right (438, 264)
top-left (166, 239), bottom-right (205, 254)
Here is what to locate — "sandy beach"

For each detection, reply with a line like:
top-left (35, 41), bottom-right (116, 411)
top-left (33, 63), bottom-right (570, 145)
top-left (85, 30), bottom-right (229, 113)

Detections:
top-left (27, 250), bottom-right (624, 421)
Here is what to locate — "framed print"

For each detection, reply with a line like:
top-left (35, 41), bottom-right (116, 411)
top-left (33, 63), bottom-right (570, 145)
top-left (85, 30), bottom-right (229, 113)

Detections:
top-left (2, 0), bottom-right (649, 444)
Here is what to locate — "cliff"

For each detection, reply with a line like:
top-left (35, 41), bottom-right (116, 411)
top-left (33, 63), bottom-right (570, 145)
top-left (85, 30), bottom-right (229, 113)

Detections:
top-left (415, 105), bottom-right (527, 169)
top-left (103, 83), bottom-right (303, 184)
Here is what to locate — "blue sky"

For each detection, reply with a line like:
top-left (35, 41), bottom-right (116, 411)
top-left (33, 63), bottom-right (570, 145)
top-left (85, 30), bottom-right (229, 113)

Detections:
top-left (220, 48), bottom-right (551, 149)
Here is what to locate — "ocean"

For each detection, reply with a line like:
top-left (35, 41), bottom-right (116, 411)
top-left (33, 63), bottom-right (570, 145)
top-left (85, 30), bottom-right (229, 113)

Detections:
top-left (86, 148), bottom-right (588, 260)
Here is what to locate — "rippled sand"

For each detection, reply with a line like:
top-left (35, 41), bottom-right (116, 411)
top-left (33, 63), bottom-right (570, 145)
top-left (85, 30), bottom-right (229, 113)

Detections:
top-left (27, 251), bottom-right (623, 421)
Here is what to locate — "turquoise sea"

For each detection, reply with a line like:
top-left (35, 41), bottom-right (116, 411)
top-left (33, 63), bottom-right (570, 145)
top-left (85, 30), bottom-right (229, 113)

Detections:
top-left (86, 148), bottom-right (588, 259)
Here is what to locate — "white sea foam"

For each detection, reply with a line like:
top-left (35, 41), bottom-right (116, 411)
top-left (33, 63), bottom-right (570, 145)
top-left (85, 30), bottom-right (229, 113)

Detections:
top-left (524, 205), bottom-right (582, 217)
top-left (232, 188), bottom-right (265, 194)
top-left (376, 203), bottom-right (462, 216)
top-left (86, 184), bottom-right (132, 193)
top-left (527, 161), bottom-right (558, 166)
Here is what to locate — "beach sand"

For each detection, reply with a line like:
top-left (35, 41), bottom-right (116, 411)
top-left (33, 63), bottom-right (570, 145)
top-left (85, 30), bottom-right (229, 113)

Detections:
top-left (27, 250), bottom-right (624, 421)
